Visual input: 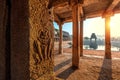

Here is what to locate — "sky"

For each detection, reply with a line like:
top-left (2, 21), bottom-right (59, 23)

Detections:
top-left (53, 13), bottom-right (120, 38)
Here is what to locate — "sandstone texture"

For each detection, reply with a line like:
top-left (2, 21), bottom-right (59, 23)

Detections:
top-left (29, 0), bottom-right (54, 80)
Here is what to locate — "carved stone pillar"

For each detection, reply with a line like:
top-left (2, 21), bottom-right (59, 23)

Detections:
top-left (29, 0), bottom-right (54, 79)
top-left (11, 0), bottom-right (54, 80)
top-left (72, 4), bottom-right (80, 68)
top-left (59, 23), bottom-right (63, 54)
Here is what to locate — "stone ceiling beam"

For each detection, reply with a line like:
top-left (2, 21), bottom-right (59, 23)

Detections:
top-left (59, 11), bottom-right (72, 18)
top-left (54, 13), bottom-right (61, 23)
top-left (79, 6), bottom-right (84, 17)
top-left (85, 10), bottom-right (104, 18)
top-left (106, 0), bottom-right (120, 12)
top-left (63, 0), bottom-right (84, 22)
top-left (63, 17), bottom-right (72, 23)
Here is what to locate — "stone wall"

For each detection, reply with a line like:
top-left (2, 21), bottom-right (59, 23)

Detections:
top-left (0, 0), bottom-right (6, 80)
top-left (29, 0), bottom-right (54, 80)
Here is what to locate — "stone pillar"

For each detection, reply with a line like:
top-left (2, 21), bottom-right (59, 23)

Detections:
top-left (80, 18), bottom-right (84, 56)
top-left (11, 0), bottom-right (30, 80)
top-left (59, 23), bottom-right (63, 54)
top-left (11, 0), bottom-right (54, 80)
top-left (0, 0), bottom-right (6, 80)
top-left (29, 0), bottom-right (54, 80)
top-left (105, 16), bottom-right (111, 59)
top-left (72, 4), bottom-right (80, 68)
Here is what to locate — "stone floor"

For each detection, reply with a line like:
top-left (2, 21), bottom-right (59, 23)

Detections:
top-left (54, 53), bottom-right (120, 80)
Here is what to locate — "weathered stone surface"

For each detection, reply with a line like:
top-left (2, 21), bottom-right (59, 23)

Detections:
top-left (11, 0), bottom-right (30, 80)
top-left (29, 0), bottom-right (54, 80)
top-left (72, 4), bottom-right (80, 68)
top-left (0, 0), bottom-right (6, 80)
top-left (0, 0), bottom-right (54, 79)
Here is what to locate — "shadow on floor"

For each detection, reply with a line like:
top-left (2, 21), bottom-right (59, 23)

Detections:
top-left (57, 66), bottom-right (76, 79)
top-left (98, 58), bottom-right (112, 80)
top-left (54, 58), bottom-right (72, 72)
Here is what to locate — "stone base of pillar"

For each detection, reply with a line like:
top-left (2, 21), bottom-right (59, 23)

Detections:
top-left (72, 65), bottom-right (79, 69)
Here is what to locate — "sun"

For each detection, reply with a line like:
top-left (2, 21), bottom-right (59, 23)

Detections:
top-left (110, 21), bottom-right (114, 28)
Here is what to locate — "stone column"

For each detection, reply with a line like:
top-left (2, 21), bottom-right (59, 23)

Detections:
top-left (29, 0), bottom-right (54, 80)
top-left (59, 23), bottom-right (63, 54)
top-left (11, 0), bottom-right (30, 80)
top-left (11, 0), bottom-right (54, 80)
top-left (72, 4), bottom-right (80, 68)
top-left (80, 17), bottom-right (84, 56)
top-left (105, 16), bottom-right (111, 59)
top-left (0, 0), bottom-right (6, 80)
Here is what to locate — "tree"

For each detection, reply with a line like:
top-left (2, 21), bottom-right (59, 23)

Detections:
top-left (84, 37), bottom-right (89, 40)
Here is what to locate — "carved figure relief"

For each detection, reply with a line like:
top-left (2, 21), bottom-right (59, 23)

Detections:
top-left (30, 0), bottom-right (54, 79)
top-left (38, 28), bottom-right (50, 45)
top-left (33, 28), bottom-right (53, 64)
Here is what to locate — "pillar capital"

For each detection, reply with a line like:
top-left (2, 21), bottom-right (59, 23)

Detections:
top-left (69, 0), bottom-right (84, 7)
top-left (57, 21), bottom-right (64, 26)
top-left (80, 16), bottom-right (85, 21)
top-left (102, 11), bottom-right (114, 18)
top-left (69, 0), bottom-right (79, 7)
top-left (69, 0), bottom-right (83, 8)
